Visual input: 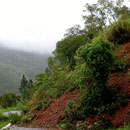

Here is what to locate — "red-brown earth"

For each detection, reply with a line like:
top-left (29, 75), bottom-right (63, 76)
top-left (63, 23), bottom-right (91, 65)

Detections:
top-left (31, 42), bottom-right (130, 128)
top-left (33, 90), bottom-right (80, 128)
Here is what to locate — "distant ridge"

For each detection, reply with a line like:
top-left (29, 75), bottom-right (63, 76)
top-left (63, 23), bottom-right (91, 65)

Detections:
top-left (0, 46), bottom-right (49, 95)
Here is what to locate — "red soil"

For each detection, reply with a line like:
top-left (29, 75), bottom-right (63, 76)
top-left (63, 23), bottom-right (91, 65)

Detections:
top-left (109, 69), bottom-right (130, 96)
top-left (31, 42), bottom-right (130, 128)
top-left (109, 69), bottom-right (130, 127)
top-left (112, 103), bottom-right (130, 128)
top-left (109, 41), bottom-right (130, 128)
top-left (85, 114), bottom-right (111, 126)
top-left (84, 42), bottom-right (130, 128)
top-left (33, 90), bottom-right (80, 127)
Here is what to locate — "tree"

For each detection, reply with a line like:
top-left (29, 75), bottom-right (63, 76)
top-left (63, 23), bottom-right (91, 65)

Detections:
top-left (75, 37), bottom-right (116, 119)
top-left (28, 79), bottom-right (33, 89)
top-left (53, 35), bottom-right (86, 68)
top-left (19, 75), bottom-right (33, 101)
top-left (82, 0), bottom-right (130, 42)
top-left (64, 24), bottom-right (81, 37)
top-left (76, 37), bottom-right (115, 85)
top-left (0, 93), bottom-right (19, 108)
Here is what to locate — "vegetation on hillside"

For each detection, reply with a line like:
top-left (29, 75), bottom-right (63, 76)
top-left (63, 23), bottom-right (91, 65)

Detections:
top-left (0, 0), bottom-right (130, 129)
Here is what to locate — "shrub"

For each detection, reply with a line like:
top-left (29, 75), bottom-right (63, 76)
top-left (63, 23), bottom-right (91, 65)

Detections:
top-left (64, 101), bottom-right (77, 122)
top-left (8, 113), bottom-right (21, 124)
top-left (76, 85), bottom-right (118, 120)
top-left (105, 17), bottom-right (130, 45)
top-left (112, 57), bottom-right (127, 72)
top-left (23, 91), bottom-right (49, 113)
top-left (76, 37), bottom-right (115, 85)
top-left (0, 93), bottom-right (20, 108)
top-left (0, 113), bottom-right (8, 121)
top-left (59, 122), bottom-right (74, 129)
top-left (66, 37), bottom-right (117, 121)
top-left (67, 63), bottom-right (88, 90)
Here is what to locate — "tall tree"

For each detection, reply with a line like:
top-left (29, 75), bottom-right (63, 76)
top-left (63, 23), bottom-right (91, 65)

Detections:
top-left (53, 35), bottom-right (86, 68)
top-left (19, 75), bottom-right (33, 101)
top-left (64, 24), bottom-right (81, 37)
top-left (82, 0), bottom-right (130, 42)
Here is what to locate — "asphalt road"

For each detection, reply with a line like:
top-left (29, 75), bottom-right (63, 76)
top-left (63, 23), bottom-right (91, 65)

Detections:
top-left (9, 126), bottom-right (60, 130)
top-left (9, 126), bottom-right (46, 130)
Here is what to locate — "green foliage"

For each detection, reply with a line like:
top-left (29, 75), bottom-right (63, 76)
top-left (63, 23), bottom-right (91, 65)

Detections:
top-left (0, 120), bottom-right (10, 129)
top-left (107, 124), bottom-right (130, 130)
top-left (64, 38), bottom-right (117, 121)
top-left (16, 2), bottom-right (130, 129)
top-left (19, 75), bottom-right (33, 101)
top-left (64, 24), bottom-right (81, 37)
top-left (0, 93), bottom-right (19, 108)
top-left (8, 113), bottom-right (21, 124)
top-left (112, 56), bottom-right (127, 72)
top-left (59, 122), bottom-right (74, 129)
top-left (23, 90), bottom-right (50, 114)
top-left (50, 67), bottom-right (70, 96)
top-left (82, 0), bottom-right (130, 42)
top-left (0, 113), bottom-right (8, 121)
top-left (0, 107), bottom-right (18, 114)
top-left (0, 46), bottom-right (49, 95)
top-left (54, 35), bottom-right (86, 68)
top-left (64, 101), bottom-right (76, 123)
top-left (105, 17), bottom-right (130, 45)
top-left (67, 63), bottom-right (88, 90)
top-left (76, 37), bottom-right (115, 85)
top-left (76, 85), bottom-right (118, 120)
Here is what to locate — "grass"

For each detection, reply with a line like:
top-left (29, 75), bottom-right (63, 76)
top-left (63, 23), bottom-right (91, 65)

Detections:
top-left (0, 106), bottom-right (18, 114)
top-left (0, 120), bottom-right (10, 129)
top-left (0, 106), bottom-right (18, 129)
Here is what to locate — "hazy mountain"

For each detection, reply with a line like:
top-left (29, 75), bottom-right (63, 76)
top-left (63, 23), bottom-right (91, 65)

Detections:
top-left (0, 46), bottom-right (49, 95)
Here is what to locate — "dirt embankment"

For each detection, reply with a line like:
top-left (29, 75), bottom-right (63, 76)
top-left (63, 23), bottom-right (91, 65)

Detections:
top-left (31, 42), bottom-right (130, 128)
top-left (33, 91), bottom-right (80, 127)
top-left (109, 42), bottom-right (130, 128)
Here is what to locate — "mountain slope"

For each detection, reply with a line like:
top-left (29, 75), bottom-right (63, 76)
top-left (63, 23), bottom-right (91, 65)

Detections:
top-left (0, 46), bottom-right (49, 95)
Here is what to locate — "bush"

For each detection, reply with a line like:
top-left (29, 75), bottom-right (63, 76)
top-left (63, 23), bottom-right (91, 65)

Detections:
top-left (112, 57), bottom-right (127, 72)
top-left (23, 91), bottom-right (49, 113)
top-left (64, 101), bottom-right (77, 122)
top-left (0, 113), bottom-right (8, 121)
top-left (59, 122), bottom-right (74, 129)
top-left (67, 63), bottom-right (88, 90)
top-left (0, 93), bottom-right (20, 108)
top-left (76, 85), bottom-right (118, 120)
top-left (105, 17), bottom-right (130, 45)
top-left (66, 37), bottom-right (117, 121)
top-left (76, 37), bottom-right (115, 85)
top-left (8, 113), bottom-right (21, 124)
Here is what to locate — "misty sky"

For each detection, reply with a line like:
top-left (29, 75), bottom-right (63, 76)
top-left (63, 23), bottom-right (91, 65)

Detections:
top-left (0, 0), bottom-right (129, 54)
top-left (0, 0), bottom-right (90, 54)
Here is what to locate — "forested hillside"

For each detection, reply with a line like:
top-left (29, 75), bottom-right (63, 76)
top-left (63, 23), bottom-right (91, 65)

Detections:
top-left (15, 0), bottom-right (129, 129)
top-left (0, 46), bottom-right (49, 95)
top-left (0, 0), bottom-right (130, 130)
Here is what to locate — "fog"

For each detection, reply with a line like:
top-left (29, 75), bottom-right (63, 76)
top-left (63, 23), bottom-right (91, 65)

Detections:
top-left (0, 0), bottom-right (129, 54)
top-left (0, 0), bottom-right (89, 54)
